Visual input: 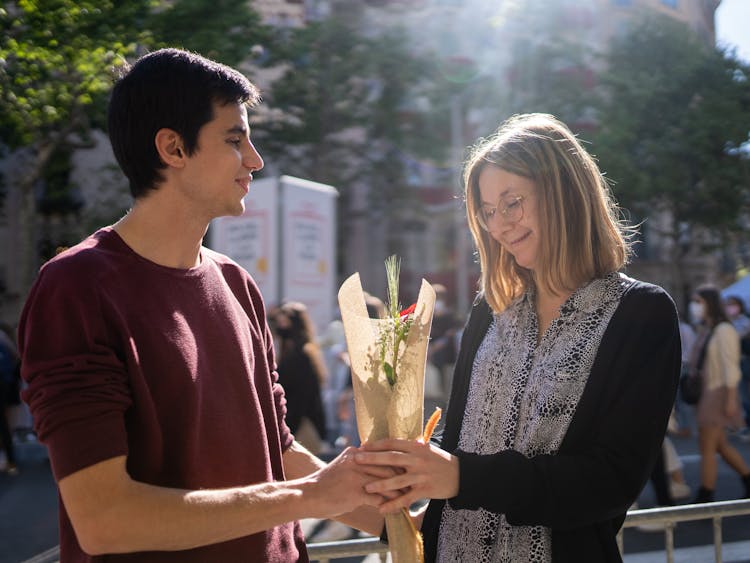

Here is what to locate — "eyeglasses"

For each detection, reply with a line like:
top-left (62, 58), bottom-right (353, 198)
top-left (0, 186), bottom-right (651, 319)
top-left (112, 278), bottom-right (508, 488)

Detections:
top-left (475, 195), bottom-right (525, 231)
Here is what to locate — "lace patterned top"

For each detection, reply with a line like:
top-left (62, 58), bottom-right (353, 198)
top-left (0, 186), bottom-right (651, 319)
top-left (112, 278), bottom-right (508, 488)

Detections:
top-left (437, 273), bottom-right (628, 562)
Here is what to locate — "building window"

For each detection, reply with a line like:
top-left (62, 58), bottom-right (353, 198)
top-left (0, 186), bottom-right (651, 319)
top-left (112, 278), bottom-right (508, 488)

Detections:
top-left (661, 0), bottom-right (678, 8)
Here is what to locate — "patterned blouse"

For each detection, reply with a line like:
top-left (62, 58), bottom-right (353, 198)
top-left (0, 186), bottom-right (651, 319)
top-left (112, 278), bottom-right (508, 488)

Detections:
top-left (437, 273), bottom-right (627, 562)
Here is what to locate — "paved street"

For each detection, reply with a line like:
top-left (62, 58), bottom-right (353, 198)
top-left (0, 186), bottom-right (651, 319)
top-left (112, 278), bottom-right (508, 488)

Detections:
top-left (2, 425), bottom-right (749, 563)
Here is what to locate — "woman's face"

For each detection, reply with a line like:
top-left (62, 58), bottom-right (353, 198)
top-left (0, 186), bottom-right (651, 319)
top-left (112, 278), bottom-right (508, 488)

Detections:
top-left (726, 299), bottom-right (742, 318)
top-left (477, 165), bottom-right (540, 271)
top-left (274, 313), bottom-right (291, 330)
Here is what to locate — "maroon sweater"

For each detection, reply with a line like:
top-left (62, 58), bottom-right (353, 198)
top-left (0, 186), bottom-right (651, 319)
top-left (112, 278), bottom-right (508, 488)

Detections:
top-left (19, 228), bottom-right (307, 562)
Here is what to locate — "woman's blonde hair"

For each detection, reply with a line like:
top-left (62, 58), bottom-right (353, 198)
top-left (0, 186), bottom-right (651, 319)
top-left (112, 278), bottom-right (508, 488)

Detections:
top-left (464, 113), bottom-right (631, 313)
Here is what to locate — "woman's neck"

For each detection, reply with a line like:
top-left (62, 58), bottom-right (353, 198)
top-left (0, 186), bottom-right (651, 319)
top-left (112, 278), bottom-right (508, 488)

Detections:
top-left (535, 284), bottom-right (573, 342)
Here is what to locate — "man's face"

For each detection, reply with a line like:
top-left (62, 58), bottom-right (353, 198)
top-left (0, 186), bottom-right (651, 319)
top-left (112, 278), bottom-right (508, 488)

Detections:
top-left (179, 101), bottom-right (264, 221)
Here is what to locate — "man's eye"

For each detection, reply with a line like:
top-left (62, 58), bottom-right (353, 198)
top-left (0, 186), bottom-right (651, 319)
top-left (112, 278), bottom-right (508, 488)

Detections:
top-left (229, 138), bottom-right (241, 146)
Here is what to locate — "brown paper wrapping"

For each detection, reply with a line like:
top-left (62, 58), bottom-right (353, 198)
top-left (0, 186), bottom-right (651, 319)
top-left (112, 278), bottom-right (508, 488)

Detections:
top-left (338, 272), bottom-right (435, 563)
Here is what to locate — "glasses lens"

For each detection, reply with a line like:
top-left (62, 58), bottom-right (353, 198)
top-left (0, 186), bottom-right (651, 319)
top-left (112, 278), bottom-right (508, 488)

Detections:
top-left (476, 209), bottom-right (491, 231)
top-left (505, 197), bottom-right (523, 223)
top-left (476, 196), bottom-right (523, 231)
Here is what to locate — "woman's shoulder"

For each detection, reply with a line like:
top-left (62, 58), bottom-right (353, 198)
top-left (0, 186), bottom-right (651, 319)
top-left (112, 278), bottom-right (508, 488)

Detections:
top-left (609, 274), bottom-right (678, 328)
top-left (616, 274), bottom-right (675, 306)
top-left (714, 321), bottom-right (738, 338)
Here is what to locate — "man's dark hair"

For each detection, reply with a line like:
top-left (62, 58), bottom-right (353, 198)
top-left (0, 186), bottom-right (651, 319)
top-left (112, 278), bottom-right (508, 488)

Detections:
top-left (108, 48), bottom-right (261, 198)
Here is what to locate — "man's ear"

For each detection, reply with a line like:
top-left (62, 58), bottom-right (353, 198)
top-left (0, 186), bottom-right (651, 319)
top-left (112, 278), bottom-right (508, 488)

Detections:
top-left (155, 128), bottom-right (186, 167)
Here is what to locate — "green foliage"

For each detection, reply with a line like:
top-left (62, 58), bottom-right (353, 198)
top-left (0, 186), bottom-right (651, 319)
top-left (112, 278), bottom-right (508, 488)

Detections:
top-left (255, 18), bottom-right (443, 195)
top-left (377, 255), bottom-right (414, 387)
top-left (147, 0), bottom-right (271, 66)
top-left (0, 0), bottom-right (270, 152)
top-left (0, 0), bottom-right (149, 148)
top-left (593, 15), bottom-right (750, 233)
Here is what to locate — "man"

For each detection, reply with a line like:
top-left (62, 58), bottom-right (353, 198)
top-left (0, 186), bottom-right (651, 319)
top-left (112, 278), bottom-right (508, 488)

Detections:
top-left (19, 48), bottom-right (384, 562)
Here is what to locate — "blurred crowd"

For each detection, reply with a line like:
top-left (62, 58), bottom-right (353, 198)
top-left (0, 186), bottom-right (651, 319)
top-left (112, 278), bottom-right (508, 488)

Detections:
top-left (635, 285), bottom-right (750, 532)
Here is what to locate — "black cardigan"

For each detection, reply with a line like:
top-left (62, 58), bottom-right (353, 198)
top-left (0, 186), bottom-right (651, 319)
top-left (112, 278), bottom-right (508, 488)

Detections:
top-left (421, 278), bottom-right (681, 562)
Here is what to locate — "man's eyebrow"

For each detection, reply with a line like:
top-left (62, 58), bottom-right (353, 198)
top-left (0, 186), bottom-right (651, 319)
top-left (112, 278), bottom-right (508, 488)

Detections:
top-left (225, 125), bottom-right (249, 135)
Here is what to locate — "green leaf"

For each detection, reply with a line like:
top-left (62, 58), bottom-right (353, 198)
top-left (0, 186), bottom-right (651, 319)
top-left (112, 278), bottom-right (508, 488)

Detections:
top-left (383, 362), bottom-right (396, 387)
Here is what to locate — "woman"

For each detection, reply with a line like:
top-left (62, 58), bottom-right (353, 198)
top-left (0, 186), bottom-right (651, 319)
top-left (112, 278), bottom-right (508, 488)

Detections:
top-left (356, 114), bottom-right (681, 562)
top-left (690, 286), bottom-right (750, 503)
top-left (271, 301), bottom-right (328, 454)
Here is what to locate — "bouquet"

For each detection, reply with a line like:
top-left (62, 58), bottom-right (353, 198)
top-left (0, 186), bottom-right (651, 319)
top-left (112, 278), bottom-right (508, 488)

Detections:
top-left (338, 256), bottom-right (436, 563)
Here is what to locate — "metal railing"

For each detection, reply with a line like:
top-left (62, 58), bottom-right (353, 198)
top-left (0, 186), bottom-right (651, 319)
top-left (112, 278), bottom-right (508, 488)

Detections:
top-left (22, 499), bottom-right (750, 563)
top-left (307, 499), bottom-right (750, 563)
top-left (618, 499), bottom-right (750, 563)
top-left (307, 537), bottom-right (389, 563)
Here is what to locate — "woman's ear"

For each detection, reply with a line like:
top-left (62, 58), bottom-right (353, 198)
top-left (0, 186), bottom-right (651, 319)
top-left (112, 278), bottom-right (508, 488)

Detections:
top-left (155, 128), bottom-right (186, 167)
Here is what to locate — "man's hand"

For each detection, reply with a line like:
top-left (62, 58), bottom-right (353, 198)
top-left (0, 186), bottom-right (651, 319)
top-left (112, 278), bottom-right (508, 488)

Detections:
top-left (354, 439), bottom-right (459, 514)
top-left (295, 446), bottom-right (389, 519)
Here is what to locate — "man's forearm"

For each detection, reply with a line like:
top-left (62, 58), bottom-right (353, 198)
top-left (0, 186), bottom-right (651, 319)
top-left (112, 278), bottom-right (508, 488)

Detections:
top-left (61, 457), bottom-right (314, 554)
top-left (61, 450), bottom-right (382, 555)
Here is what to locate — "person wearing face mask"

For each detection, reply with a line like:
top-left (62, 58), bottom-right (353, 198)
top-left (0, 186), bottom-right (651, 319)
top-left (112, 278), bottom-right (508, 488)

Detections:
top-left (724, 296), bottom-right (750, 441)
top-left (355, 113), bottom-right (682, 562)
top-left (689, 286), bottom-right (750, 503)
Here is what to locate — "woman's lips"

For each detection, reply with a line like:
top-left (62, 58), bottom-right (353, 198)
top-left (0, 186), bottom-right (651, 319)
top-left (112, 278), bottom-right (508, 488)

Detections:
top-left (510, 231), bottom-right (531, 246)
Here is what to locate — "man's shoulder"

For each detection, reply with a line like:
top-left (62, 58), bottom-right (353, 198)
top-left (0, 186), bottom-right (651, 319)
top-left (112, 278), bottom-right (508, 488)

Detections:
top-left (39, 228), bottom-right (121, 280)
top-left (202, 246), bottom-right (241, 268)
top-left (202, 247), bottom-right (256, 282)
top-left (202, 247), bottom-right (264, 298)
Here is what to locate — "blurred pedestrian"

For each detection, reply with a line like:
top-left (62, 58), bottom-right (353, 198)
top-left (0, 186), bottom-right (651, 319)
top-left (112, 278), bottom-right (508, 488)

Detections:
top-left (672, 313), bottom-right (696, 436)
top-left (318, 318), bottom-right (350, 447)
top-left (271, 302), bottom-right (328, 455)
top-left (725, 295), bottom-right (750, 441)
top-left (427, 284), bottom-right (460, 403)
top-left (690, 286), bottom-right (750, 502)
top-left (0, 323), bottom-right (20, 476)
top-left (357, 113), bottom-right (681, 562)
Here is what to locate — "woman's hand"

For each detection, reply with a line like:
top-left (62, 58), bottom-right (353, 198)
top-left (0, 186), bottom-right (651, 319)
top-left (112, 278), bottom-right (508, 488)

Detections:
top-left (354, 439), bottom-right (459, 514)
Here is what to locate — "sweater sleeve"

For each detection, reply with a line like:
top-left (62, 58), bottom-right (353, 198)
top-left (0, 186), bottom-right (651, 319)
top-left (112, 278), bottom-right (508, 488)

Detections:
top-left (19, 263), bottom-right (132, 480)
top-left (714, 323), bottom-right (742, 388)
top-left (262, 312), bottom-right (294, 453)
top-left (449, 284), bottom-right (681, 530)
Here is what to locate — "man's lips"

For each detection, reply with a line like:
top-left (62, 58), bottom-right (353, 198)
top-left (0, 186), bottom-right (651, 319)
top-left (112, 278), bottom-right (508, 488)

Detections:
top-left (235, 176), bottom-right (252, 191)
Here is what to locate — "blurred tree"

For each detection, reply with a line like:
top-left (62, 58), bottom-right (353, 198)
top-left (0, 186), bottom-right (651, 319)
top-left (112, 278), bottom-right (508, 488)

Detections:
top-left (255, 16), bottom-right (450, 267)
top-left (503, 35), bottom-right (596, 129)
top-left (148, 0), bottom-right (270, 66)
top-left (498, 0), bottom-right (598, 129)
top-left (0, 0), bottom-right (151, 303)
top-left (593, 15), bottom-right (750, 287)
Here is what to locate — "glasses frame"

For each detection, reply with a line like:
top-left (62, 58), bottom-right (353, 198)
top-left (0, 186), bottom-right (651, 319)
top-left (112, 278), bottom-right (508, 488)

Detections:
top-left (475, 194), bottom-right (525, 231)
